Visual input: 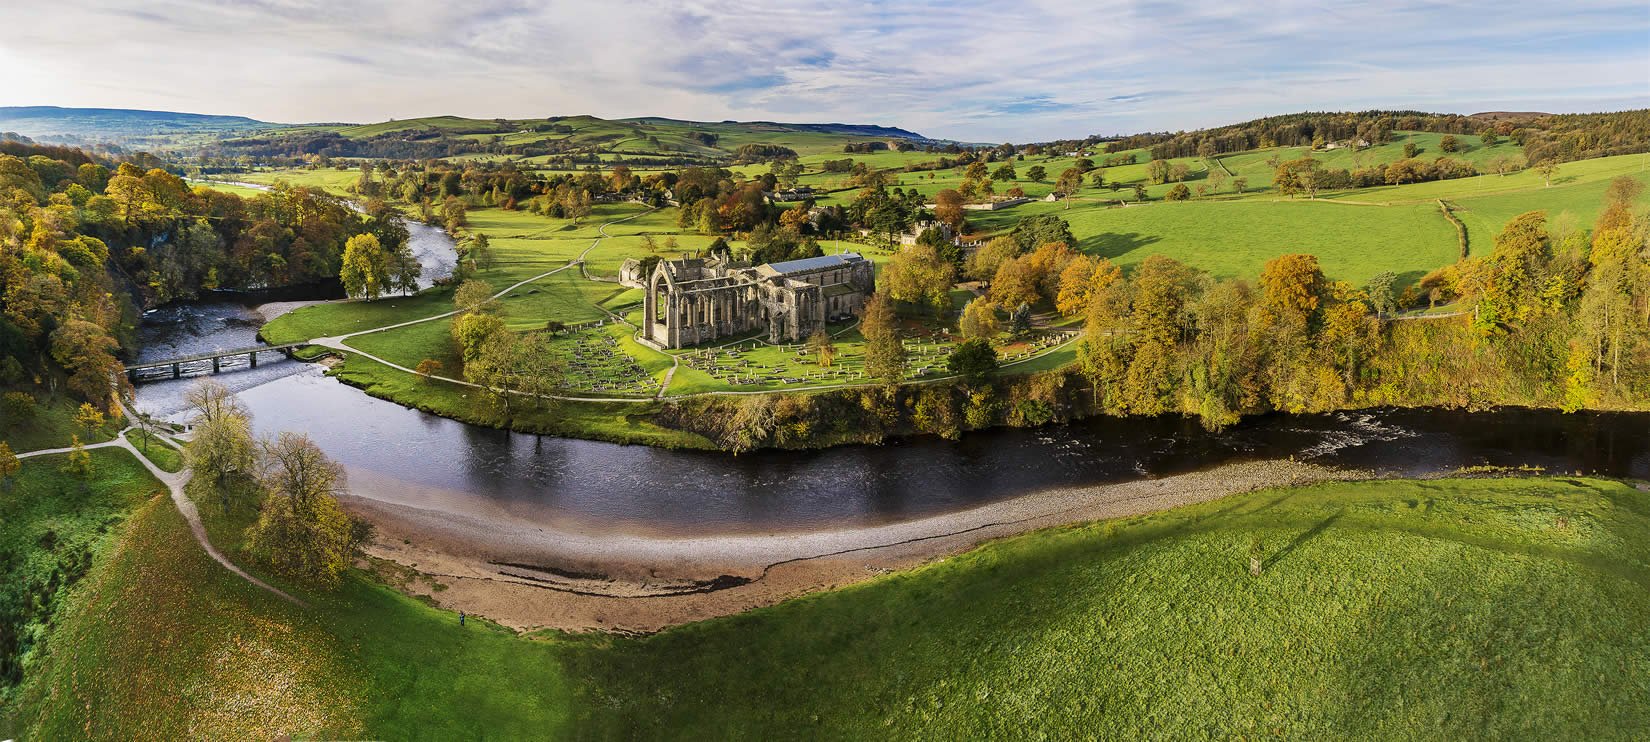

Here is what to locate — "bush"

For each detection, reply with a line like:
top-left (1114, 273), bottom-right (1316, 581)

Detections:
top-left (1, 391), bottom-right (35, 420)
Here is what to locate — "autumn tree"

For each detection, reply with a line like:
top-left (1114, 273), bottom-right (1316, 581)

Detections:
top-left (73, 402), bottom-right (105, 438)
top-left (60, 436), bottom-right (92, 482)
top-left (0, 442), bottom-right (17, 490)
top-left (184, 380), bottom-right (260, 513)
top-left (884, 243), bottom-right (957, 316)
top-left (1260, 253), bottom-right (1327, 326)
top-left (959, 297), bottom-right (1000, 340)
top-left (860, 293), bottom-right (906, 385)
top-left (1146, 159), bottom-right (1170, 184)
top-left (1056, 255), bottom-right (1120, 316)
top-left (415, 358), bottom-right (443, 382)
top-left (1535, 162), bottom-right (1559, 187)
top-left (807, 329), bottom-right (836, 367)
top-left (966, 236), bottom-right (1021, 282)
top-left (932, 189), bottom-right (966, 232)
top-left (990, 256), bottom-right (1042, 308)
top-left (245, 432), bottom-right (357, 588)
top-left (50, 318), bottom-right (123, 408)
top-left (451, 311), bottom-right (506, 363)
top-left (1439, 135), bottom-right (1460, 153)
top-left (453, 278), bottom-right (496, 314)
top-left (340, 233), bottom-right (389, 300)
top-left (1273, 157), bottom-right (1324, 199)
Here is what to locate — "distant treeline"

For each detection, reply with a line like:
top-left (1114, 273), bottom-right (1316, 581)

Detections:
top-left (1096, 109), bottom-right (1650, 164)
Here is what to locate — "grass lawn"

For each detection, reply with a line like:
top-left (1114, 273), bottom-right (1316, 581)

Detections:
top-left (0, 391), bottom-right (119, 452)
top-left (122, 429), bottom-right (184, 473)
top-left (324, 350), bottom-right (708, 447)
top-left (7, 475), bottom-right (1648, 738)
top-left (972, 198), bottom-right (1459, 286)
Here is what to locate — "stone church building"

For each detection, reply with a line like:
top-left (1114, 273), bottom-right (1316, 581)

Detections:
top-left (631, 251), bottom-right (875, 349)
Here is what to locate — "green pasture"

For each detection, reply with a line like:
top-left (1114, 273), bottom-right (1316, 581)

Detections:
top-left (8, 475), bottom-right (1648, 738)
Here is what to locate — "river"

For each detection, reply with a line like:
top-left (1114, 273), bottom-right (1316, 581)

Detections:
top-left (132, 313), bottom-right (1650, 538)
top-left (129, 209), bottom-right (1650, 539)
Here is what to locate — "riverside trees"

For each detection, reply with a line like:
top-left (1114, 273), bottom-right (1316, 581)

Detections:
top-left (182, 380), bottom-right (365, 588)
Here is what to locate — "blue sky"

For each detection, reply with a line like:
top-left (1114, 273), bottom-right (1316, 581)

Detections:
top-left (1, 0), bottom-right (1646, 141)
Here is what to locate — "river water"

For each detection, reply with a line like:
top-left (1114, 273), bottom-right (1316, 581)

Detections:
top-left (130, 214), bottom-right (1650, 538)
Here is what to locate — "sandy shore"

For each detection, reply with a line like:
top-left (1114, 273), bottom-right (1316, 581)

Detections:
top-left (349, 458), bottom-right (1366, 634)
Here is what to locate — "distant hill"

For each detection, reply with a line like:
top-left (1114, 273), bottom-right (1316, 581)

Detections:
top-left (624, 117), bottom-right (927, 141)
top-left (1469, 111), bottom-right (1552, 123)
top-left (0, 106), bottom-right (278, 142)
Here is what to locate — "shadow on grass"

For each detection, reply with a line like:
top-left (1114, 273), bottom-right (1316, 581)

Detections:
top-left (1262, 509), bottom-right (1345, 571)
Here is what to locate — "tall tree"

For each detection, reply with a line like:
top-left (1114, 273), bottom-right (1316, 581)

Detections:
top-left (245, 432), bottom-right (356, 588)
top-left (860, 293), bottom-right (906, 385)
top-left (340, 233), bottom-right (389, 300)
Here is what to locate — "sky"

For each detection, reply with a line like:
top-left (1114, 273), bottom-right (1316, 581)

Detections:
top-left (2, 0), bottom-right (1647, 142)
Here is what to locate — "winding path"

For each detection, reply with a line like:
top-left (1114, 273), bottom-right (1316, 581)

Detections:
top-left (19, 420), bottom-right (305, 607)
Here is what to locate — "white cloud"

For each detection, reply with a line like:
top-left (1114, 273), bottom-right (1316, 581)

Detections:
top-left (0, 0), bottom-right (1645, 140)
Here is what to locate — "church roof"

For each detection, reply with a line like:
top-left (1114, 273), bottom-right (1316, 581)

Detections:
top-left (758, 252), bottom-right (866, 277)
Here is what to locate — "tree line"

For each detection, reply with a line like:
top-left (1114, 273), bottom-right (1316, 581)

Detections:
top-left (0, 142), bottom-right (387, 413)
top-left (659, 180), bottom-right (1648, 449)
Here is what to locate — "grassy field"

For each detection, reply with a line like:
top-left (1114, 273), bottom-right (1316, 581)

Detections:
top-left (0, 448), bottom-right (165, 711)
top-left (123, 429), bottom-right (183, 472)
top-left (971, 198), bottom-right (1459, 285)
top-left (0, 390), bottom-right (119, 452)
top-left (6, 475), bottom-right (1647, 738)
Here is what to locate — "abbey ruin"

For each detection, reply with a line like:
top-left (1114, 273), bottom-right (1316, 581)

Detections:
top-left (629, 252), bottom-right (875, 349)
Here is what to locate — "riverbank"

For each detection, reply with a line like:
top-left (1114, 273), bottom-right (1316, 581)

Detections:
top-left (351, 458), bottom-right (1358, 633)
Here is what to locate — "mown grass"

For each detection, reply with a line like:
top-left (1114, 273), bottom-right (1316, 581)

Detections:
top-left (971, 198), bottom-right (1459, 285)
top-left (6, 476), bottom-right (1647, 738)
top-left (122, 429), bottom-right (183, 472)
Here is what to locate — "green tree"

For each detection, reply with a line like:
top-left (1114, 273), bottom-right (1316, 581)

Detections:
top-left (1364, 270), bottom-right (1399, 316)
top-left (947, 338), bottom-right (999, 383)
top-left (991, 163), bottom-right (1016, 182)
top-left (1008, 213), bottom-right (1075, 252)
top-left (340, 233), bottom-right (389, 300)
top-left (1025, 165), bottom-right (1046, 182)
top-left (860, 293), bottom-right (906, 385)
top-left (1165, 184), bottom-right (1191, 201)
